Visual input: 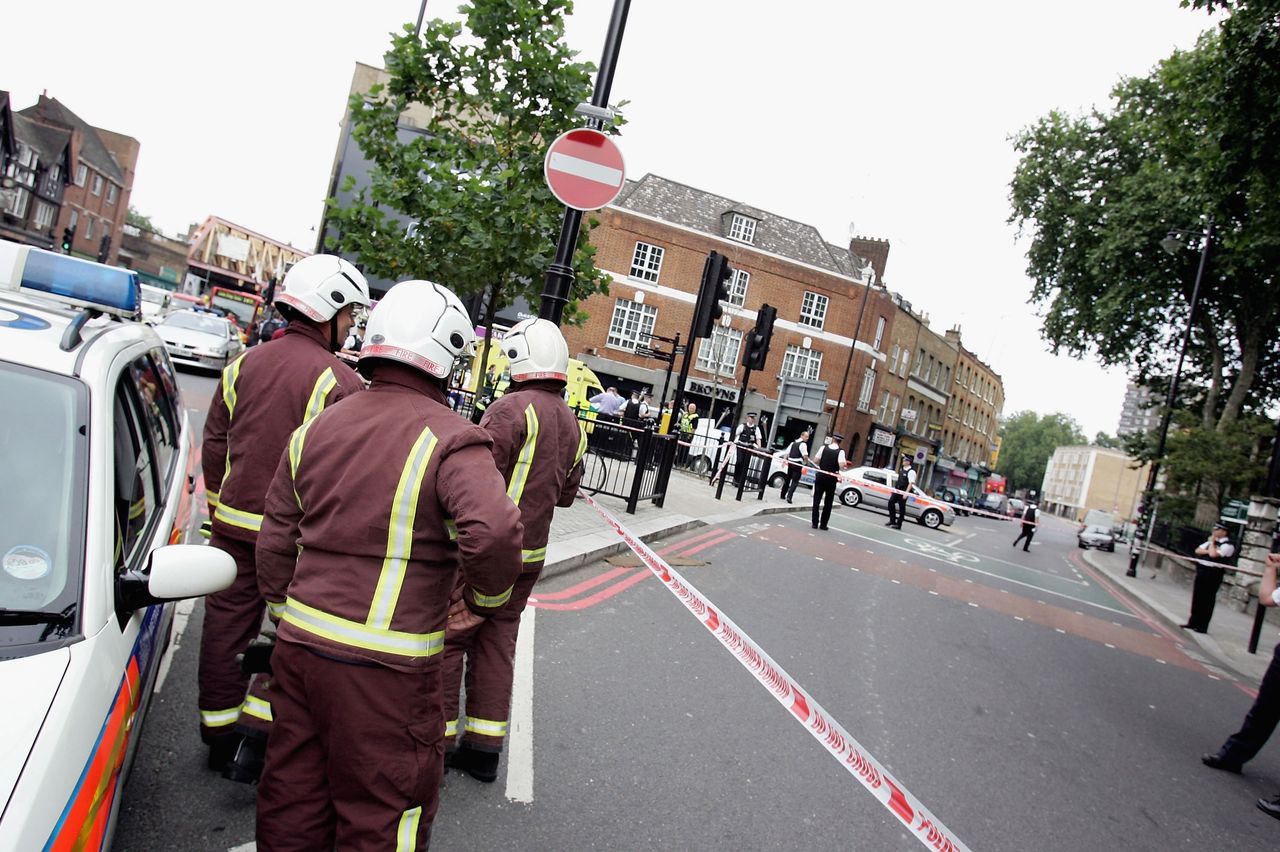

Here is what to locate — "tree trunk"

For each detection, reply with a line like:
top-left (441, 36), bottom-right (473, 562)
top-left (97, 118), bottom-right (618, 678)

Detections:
top-left (1200, 315), bottom-right (1223, 431)
top-left (1218, 321), bottom-right (1260, 430)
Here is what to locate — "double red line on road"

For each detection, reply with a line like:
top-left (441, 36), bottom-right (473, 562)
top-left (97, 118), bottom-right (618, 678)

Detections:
top-left (531, 527), bottom-right (739, 612)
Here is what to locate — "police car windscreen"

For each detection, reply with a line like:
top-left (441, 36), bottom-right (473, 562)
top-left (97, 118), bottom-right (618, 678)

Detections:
top-left (0, 363), bottom-right (86, 621)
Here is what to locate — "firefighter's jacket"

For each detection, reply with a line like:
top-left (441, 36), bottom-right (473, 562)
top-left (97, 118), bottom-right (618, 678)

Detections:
top-left (479, 380), bottom-right (587, 570)
top-left (256, 363), bottom-right (523, 673)
top-left (203, 321), bottom-right (364, 543)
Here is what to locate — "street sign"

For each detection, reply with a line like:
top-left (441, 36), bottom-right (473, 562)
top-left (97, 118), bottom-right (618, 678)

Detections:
top-left (544, 128), bottom-right (625, 211)
top-left (901, 409), bottom-right (917, 422)
top-left (914, 447), bottom-right (928, 464)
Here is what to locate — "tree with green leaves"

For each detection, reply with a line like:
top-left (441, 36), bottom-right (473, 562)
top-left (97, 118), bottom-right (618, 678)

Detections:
top-left (1093, 431), bottom-right (1122, 449)
top-left (324, 0), bottom-right (617, 363)
top-left (1160, 414), bottom-right (1271, 522)
top-left (1009, 0), bottom-right (1280, 433)
top-left (996, 411), bottom-right (1086, 495)
top-left (126, 205), bottom-right (159, 235)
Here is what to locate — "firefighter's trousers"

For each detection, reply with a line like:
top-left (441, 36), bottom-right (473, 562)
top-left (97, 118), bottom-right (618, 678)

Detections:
top-left (257, 640), bottom-right (442, 852)
top-left (442, 569), bottom-right (540, 751)
top-left (197, 534), bottom-right (270, 740)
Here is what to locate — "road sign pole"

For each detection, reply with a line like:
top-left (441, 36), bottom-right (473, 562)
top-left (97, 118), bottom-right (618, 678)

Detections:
top-left (538, 0), bottom-right (632, 325)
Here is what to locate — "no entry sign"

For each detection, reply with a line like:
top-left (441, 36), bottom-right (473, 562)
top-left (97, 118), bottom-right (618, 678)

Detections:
top-left (543, 128), bottom-right (626, 211)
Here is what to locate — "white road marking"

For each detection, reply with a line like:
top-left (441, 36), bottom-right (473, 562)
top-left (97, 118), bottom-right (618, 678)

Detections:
top-left (506, 607), bottom-right (536, 803)
top-left (155, 598), bottom-right (195, 694)
top-left (227, 843), bottom-right (256, 852)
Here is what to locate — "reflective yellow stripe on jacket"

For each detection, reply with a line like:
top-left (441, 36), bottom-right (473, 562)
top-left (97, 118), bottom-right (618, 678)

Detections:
top-left (575, 422), bottom-right (588, 466)
top-left (367, 426), bottom-right (440, 630)
top-left (304, 367), bottom-right (338, 422)
top-left (506, 405), bottom-right (540, 506)
top-left (397, 806), bottom-right (423, 852)
top-left (282, 597), bottom-right (444, 657)
top-left (522, 547), bottom-right (547, 564)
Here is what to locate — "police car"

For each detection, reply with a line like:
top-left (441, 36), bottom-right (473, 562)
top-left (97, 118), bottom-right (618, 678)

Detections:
top-left (0, 240), bottom-right (234, 850)
top-left (837, 466), bottom-right (956, 529)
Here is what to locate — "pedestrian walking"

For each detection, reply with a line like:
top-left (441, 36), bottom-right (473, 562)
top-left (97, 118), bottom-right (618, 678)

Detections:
top-left (1180, 521), bottom-right (1237, 633)
top-left (781, 429), bottom-right (810, 504)
top-left (1203, 552), bottom-right (1280, 823)
top-left (254, 279), bottom-right (523, 851)
top-left (732, 412), bottom-right (764, 487)
top-left (887, 453), bottom-right (917, 529)
top-left (442, 318), bottom-right (586, 783)
top-left (1012, 501), bottom-right (1038, 551)
top-left (811, 433), bottom-right (848, 530)
top-left (197, 254), bottom-right (370, 782)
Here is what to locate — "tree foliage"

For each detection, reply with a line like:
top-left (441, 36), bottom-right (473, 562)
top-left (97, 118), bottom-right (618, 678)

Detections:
top-left (126, 205), bottom-right (159, 234)
top-left (1162, 413), bottom-right (1272, 520)
top-left (996, 411), bottom-right (1086, 495)
top-left (324, 0), bottom-right (615, 328)
top-left (1093, 431), bottom-right (1122, 449)
top-left (1009, 0), bottom-right (1280, 431)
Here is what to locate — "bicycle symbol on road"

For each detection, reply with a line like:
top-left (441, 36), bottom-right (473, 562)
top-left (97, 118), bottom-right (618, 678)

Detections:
top-left (901, 537), bottom-right (980, 565)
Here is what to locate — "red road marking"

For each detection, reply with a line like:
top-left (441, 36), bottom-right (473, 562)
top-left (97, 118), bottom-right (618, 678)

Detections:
top-left (534, 569), bottom-right (651, 611)
top-left (533, 526), bottom-right (743, 610)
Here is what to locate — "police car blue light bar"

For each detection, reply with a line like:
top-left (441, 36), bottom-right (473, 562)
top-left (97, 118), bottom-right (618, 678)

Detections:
top-left (0, 239), bottom-right (140, 319)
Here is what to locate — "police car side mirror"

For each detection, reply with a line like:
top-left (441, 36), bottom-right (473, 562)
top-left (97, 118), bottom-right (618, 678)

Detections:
top-left (116, 544), bottom-right (236, 612)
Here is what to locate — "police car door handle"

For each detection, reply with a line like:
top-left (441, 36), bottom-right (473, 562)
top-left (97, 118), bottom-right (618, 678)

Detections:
top-left (188, 474), bottom-right (197, 494)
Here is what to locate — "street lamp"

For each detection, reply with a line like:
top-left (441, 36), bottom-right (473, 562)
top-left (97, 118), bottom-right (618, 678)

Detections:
top-left (1127, 220), bottom-right (1214, 576)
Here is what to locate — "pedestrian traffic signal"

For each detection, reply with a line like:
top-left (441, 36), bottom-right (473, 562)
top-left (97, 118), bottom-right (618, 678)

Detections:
top-left (693, 251), bottom-right (733, 339)
top-left (742, 303), bottom-right (777, 370)
top-left (61, 226), bottom-right (75, 253)
top-left (97, 234), bottom-right (111, 263)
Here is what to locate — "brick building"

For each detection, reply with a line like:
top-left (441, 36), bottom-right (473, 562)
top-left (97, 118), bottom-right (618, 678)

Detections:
top-left (562, 174), bottom-right (893, 455)
top-left (117, 223), bottom-right (190, 291)
top-left (13, 94), bottom-right (138, 263)
top-left (1, 101), bottom-right (71, 249)
top-left (942, 327), bottom-right (1004, 497)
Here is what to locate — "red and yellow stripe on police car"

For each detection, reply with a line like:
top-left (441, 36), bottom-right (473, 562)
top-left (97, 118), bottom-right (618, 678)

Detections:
top-left (44, 657), bottom-right (142, 852)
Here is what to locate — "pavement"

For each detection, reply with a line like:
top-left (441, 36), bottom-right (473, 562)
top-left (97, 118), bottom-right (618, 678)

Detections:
top-left (548, 471), bottom-right (1280, 689)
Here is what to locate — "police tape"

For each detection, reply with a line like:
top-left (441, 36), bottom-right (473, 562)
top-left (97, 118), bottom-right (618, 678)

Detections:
top-left (579, 490), bottom-right (970, 852)
top-left (1127, 540), bottom-right (1263, 576)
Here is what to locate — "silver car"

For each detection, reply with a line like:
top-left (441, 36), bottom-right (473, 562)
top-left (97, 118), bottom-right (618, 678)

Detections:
top-left (155, 309), bottom-right (244, 371)
top-left (837, 466), bottom-right (956, 529)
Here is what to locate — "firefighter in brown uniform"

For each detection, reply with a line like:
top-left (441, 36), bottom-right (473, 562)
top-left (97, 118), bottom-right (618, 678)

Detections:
top-left (442, 318), bottom-right (587, 782)
top-left (198, 255), bottom-right (370, 779)
top-left (254, 279), bottom-right (523, 851)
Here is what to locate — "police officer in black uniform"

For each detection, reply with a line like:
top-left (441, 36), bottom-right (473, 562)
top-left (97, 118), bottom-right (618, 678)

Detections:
top-left (887, 453), bottom-right (916, 529)
top-left (811, 433), bottom-right (847, 530)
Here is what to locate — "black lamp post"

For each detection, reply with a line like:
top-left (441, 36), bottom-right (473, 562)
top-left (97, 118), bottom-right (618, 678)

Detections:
top-left (829, 275), bottom-right (876, 434)
top-left (1127, 220), bottom-right (1214, 577)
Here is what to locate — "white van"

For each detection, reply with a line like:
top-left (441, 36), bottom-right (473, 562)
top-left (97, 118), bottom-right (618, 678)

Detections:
top-left (138, 284), bottom-right (172, 324)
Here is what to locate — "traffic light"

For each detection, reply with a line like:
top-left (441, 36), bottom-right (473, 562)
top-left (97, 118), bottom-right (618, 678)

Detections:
top-left (97, 234), bottom-right (111, 263)
top-left (61, 226), bottom-right (75, 253)
top-left (742, 303), bottom-right (777, 370)
top-left (692, 250), bottom-right (733, 338)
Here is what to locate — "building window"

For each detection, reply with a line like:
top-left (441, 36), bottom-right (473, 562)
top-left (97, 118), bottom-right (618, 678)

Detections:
top-left (75, 164), bottom-right (87, 186)
top-left (872, 316), bottom-right (885, 350)
top-left (629, 241), bottom-right (664, 282)
top-left (91, 174), bottom-right (104, 196)
top-left (857, 366), bottom-right (876, 412)
top-left (17, 144), bottom-right (36, 168)
top-left (728, 268), bottom-right (750, 307)
top-left (878, 390), bottom-right (891, 422)
top-left (106, 184), bottom-right (118, 204)
top-left (4, 188), bottom-right (29, 218)
top-left (889, 344), bottom-right (899, 373)
top-left (781, 344), bottom-right (823, 381)
top-left (728, 213), bottom-right (757, 244)
top-left (799, 291), bottom-right (828, 329)
top-left (33, 201), bottom-right (55, 230)
top-left (606, 298), bottom-right (657, 352)
top-left (696, 327), bottom-right (742, 376)
top-left (84, 216), bottom-right (95, 240)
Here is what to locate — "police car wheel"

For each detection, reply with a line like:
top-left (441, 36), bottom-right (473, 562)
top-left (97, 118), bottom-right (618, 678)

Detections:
top-left (840, 488), bottom-right (861, 508)
top-left (920, 509), bottom-right (942, 529)
top-left (768, 472), bottom-right (786, 488)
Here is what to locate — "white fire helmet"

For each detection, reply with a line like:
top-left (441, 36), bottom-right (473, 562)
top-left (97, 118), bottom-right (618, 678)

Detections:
top-left (503, 317), bottom-right (569, 382)
top-left (359, 279), bottom-right (474, 379)
top-left (274, 254), bottom-right (371, 322)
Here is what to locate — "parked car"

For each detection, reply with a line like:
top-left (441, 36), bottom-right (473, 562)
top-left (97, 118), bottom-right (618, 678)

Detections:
top-left (138, 283), bottom-right (172, 324)
top-left (837, 466), bottom-right (955, 529)
top-left (767, 447), bottom-right (816, 491)
top-left (978, 493), bottom-right (1008, 518)
top-left (154, 309), bottom-right (245, 371)
top-left (937, 486), bottom-right (971, 516)
top-left (0, 240), bottom-right (235, 850)
top-left (1078, 524), bottom-right (1117, 552)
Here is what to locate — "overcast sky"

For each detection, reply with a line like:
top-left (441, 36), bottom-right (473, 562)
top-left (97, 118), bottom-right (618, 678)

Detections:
top-left (5, 1), bottom-right (1218, 436)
